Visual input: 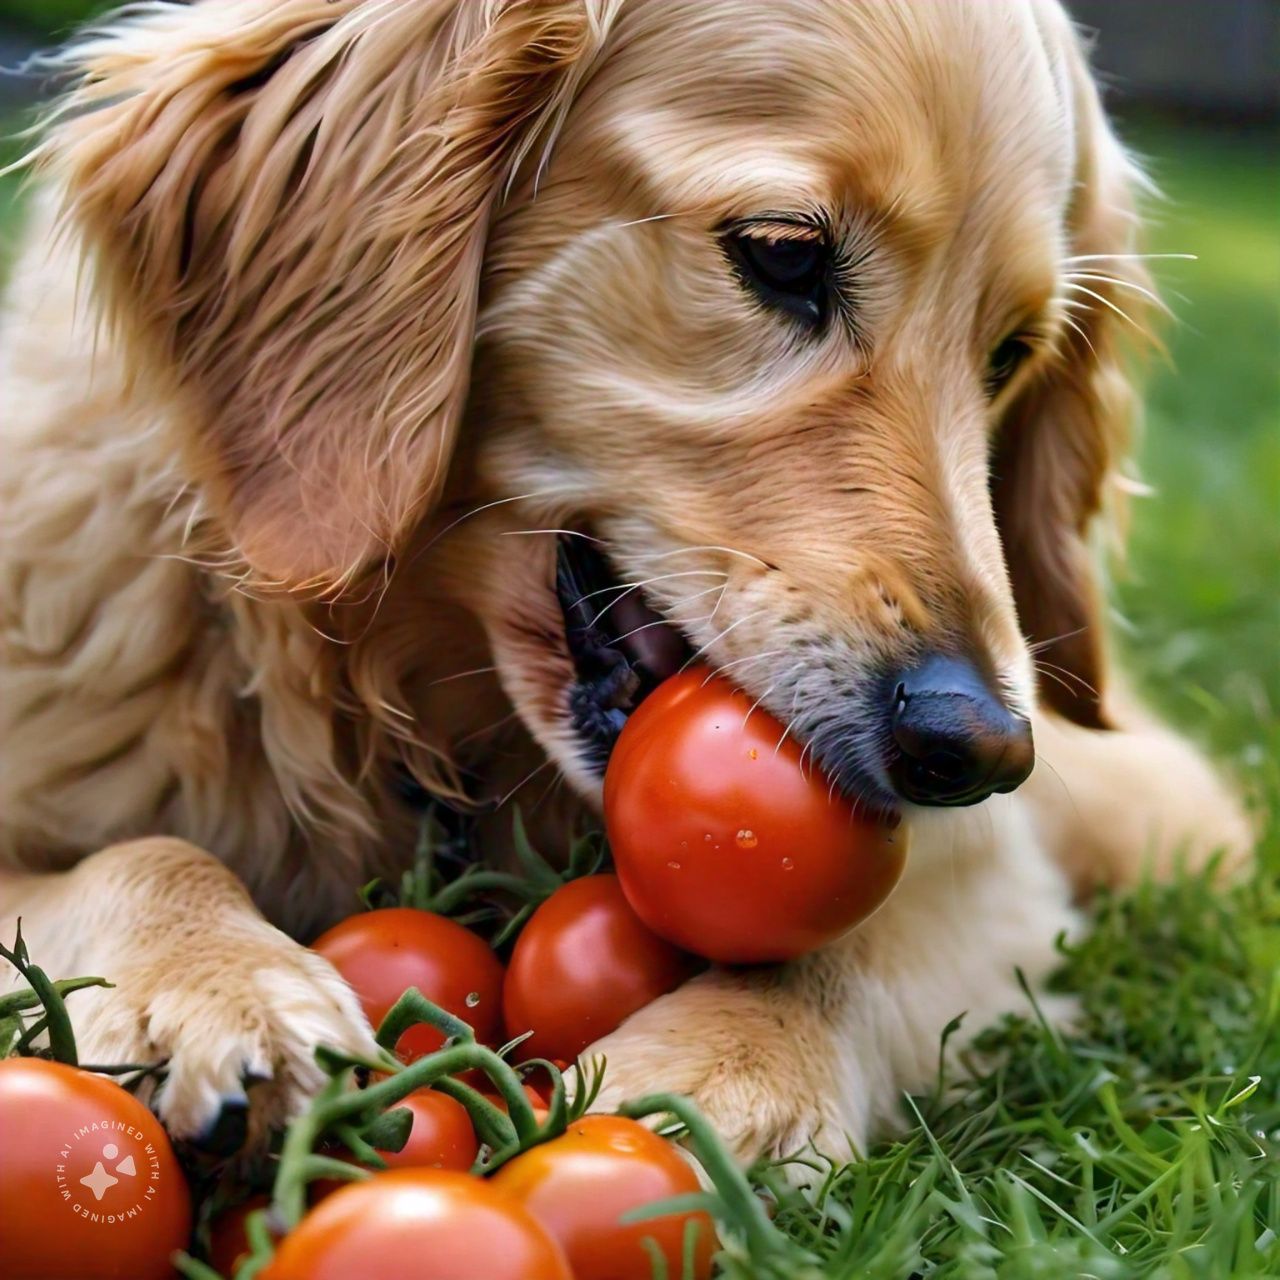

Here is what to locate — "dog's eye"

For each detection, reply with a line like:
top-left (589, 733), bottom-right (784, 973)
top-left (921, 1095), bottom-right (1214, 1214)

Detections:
top-left (723, 228), bottom-right (828, 325)
top-left (985, 335), bottom-right (1033, 396)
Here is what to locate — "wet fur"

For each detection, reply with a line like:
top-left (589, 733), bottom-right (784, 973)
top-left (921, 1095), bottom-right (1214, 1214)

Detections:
top-left (0, 0), bottom-right (1251, 1151)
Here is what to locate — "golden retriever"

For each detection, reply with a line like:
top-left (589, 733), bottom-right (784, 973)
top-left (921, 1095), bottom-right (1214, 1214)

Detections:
top-left (0, 0), bottom-right (1252, 1159)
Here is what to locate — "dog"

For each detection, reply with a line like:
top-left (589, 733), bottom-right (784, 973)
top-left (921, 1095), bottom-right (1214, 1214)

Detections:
top-left (0, 0), bottom-right (1252, 1160)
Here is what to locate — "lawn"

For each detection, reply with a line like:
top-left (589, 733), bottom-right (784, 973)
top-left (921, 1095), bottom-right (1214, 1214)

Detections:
top-left (1, 100), bottom-right (1276, 1277)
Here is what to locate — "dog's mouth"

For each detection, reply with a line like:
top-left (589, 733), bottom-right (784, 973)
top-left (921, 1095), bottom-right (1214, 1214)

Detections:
top-left (553, 533), bottom-right (902, 822)
top-left (555, 533), bottom-right (692, 772)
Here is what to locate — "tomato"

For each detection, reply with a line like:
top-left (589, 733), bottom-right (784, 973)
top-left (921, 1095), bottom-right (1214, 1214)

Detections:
top-left (492, 1115), bottom-right (716, 1280)
top-left (604, 669), bottom-right (907, 963)
top-left (502, 875), bottom-right (698, 1063)
top-left (262, 1169), bottom-right (572, 1280)
top-left (0, 1057), bottom-right (191, 1280)
top-left (208, 1194), bottom-right (269, 1277)
top-left (377, 1089), bottom-right (478, 1171)
top-left (312, 907), bottom-right (504, 1060)
top-left (311, 1089), bottom-right (480, 1203)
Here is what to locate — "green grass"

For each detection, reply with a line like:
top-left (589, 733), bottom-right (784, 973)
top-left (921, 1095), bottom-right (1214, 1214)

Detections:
top-left (1, 115), bottom-right (1276, 1276)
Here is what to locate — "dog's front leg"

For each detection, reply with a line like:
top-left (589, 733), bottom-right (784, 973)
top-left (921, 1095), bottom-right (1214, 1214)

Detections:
top-left (586, 800), bottom-right (1078, 1165)
top-left (0, 838), bottom-right (377, 1145)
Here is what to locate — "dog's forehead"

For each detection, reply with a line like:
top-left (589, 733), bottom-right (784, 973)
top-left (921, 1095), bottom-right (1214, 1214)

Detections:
top-left (593, 0), bottom-right (1076, 231)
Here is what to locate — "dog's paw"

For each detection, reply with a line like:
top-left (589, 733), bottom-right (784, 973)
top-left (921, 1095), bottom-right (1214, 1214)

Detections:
top-left (580, 971), bottom-right (862, 1167)
top-left (73, 924), bottom-right (377, 1148)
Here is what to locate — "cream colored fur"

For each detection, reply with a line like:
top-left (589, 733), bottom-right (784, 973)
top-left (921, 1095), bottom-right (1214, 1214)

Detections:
top-left (0, 0), bottom-right (1252, 1154)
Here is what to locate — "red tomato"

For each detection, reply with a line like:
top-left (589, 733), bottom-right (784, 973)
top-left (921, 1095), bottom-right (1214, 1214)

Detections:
top-left (208, 1194), bottom-right (270, 1277)
top-left (312, 907), bottom-right (504, 1060)
top-left (0, 1057), bottom-right (192, 1280)
top-left (604, 669), bottom-right (907, 963)
top-left (502, 875), bottom-right (698, 1062)
top-left (262, 1169), bottom-right (572, 1280)
top-left (377, 1089), bottom-right (478, 1172)
top-left (492, 1115), bottom-right (716, 1280)
top-left (311, 1089), bottom-right (480, 1202)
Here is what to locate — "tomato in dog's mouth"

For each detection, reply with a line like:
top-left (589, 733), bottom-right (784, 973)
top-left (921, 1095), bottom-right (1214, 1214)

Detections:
top-left (555, 533), bottom-right (692, 773)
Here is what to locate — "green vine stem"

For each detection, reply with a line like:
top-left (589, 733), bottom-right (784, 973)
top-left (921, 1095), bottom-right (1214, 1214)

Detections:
top-left (429, 1074), bottom-right (519, 1150)
top-left (271, 990), bottom-right (558, 1229)
top-left (0, 923), bottom-right (112, 1066)
top-left (617, 1094), bottom-right (802, 1267)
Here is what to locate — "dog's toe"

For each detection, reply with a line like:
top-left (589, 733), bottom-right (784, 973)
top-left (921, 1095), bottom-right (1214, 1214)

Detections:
top-left (74, 928), bottom-right (377, 1145)
top-left (191, 1092), bottom-right (252, 1157)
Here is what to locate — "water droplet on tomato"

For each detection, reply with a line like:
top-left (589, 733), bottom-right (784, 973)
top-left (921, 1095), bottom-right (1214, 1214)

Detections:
top-left (703, 833), bottom-right (713, 842)
top-left (735, 829), bottom-right (758, 849)
top-left (465, 991), bottom-right (481, 1008)
top-left (667, 860), bottom-right (682, 871)
top-left (781, 857), bottom-right (795, 871)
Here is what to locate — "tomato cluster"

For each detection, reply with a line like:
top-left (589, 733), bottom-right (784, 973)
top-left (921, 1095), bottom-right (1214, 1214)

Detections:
top-left (0, 666), bottom-right (901, 1279)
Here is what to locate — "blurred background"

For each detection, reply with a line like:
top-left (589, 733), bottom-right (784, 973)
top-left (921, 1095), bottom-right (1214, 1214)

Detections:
top-left (0, 0), bottom-right (1276, 846)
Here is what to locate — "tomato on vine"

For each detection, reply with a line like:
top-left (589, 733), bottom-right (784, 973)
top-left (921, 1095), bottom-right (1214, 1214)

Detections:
top-left (492, 1114), bottom-right (717, 1280)
top-left (0, 1058), bottom-right (191, 1280)
top-left (311, 908), bottom-right (504, 1060)
top-left (262, 1169), bottom-right (572, 1280)
top-left (502, 875), bottom-right (698, 1063)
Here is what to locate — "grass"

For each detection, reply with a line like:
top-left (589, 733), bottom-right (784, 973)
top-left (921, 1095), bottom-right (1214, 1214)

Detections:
top-left (0, 110), bottom-right (1276, 1276)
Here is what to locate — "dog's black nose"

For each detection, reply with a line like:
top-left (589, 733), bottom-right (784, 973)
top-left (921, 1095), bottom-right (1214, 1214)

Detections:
top-left (886, 654), bottom-right (1033, 806)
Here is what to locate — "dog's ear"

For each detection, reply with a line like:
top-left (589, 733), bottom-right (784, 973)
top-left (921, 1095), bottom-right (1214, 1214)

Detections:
top-left (44, 0), bottom-right (611, 591)
top-left (991, 28), bottom-right (1153, 729)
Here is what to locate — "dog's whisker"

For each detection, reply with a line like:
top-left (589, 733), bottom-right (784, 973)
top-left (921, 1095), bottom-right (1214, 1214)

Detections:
top-left (454, 710), bottom-right (521, 747)
top-left (642, 544), bottom-right (770, 569)
top-left (1056, 312), bottom-right (1098, 358)
top-left (1060, 282), bottom-right (1145, 332)
top-left (531, 767), bottom-right (567, 816)
top-left (492, 757), bottom-right (558, 811)
top-left (772, 686), bottom-right (808, 758)
top-left (1063, 270), bottom-right (1171, 315)
top-left (705, 649), bottom-right (787, 678)
top-left (609, 211), bottom-right (685, 230)
top-left (1062, 252), bottom-right (1196, 263)
top-left (1033, 751), bottom-right (1084, 827)
top-left (588, 570), bottom-right (729, 626)
top-left (501, 528), bottom-right (604, 541)
top-left (1028, 627), bottom-right (1090, 654)
top-left (411, 490), bottom-right (569, 564)
top-left (678, 610), bottom-right (766, 673)
top-left (705, 580), bottom-right (731, 625)
top-left (606, 610), bottom-right (717, 649)
top-left (426, 665), bottom-right (498, 688)
top-left (1034, 664), bottom-right (1087, 703)
top-left (740, 683), bottom-right (777, 731)
top-left (1034, 660), bottom-right (1099, 699)
top-left (569, 570), bottom-right (727, 611)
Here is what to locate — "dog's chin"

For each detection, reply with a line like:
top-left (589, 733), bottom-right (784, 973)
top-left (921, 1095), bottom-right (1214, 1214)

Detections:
top-left (551, 534), bottom-right (900, 823)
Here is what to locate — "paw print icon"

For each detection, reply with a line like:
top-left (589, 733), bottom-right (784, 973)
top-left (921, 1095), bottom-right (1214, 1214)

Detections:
top-left (79, 1143), bottom-right (138, 1201)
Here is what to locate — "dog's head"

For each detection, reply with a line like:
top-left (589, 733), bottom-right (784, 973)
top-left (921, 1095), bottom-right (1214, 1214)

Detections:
top-left (49, 0), bottom-right (1151, 818)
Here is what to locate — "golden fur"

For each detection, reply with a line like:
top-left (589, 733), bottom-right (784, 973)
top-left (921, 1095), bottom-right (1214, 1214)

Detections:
top-left (0, 0), bottom-right (1252, 1154)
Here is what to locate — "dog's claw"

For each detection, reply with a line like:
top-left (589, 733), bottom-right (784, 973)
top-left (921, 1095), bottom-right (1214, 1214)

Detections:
top-left (193, 1092), bottom-right (251, 1156)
